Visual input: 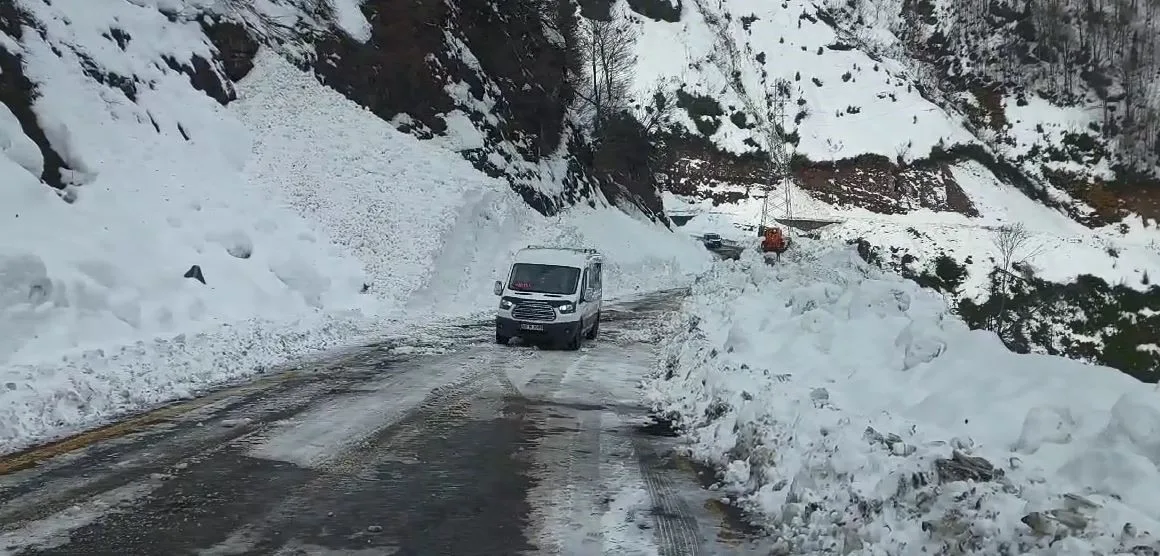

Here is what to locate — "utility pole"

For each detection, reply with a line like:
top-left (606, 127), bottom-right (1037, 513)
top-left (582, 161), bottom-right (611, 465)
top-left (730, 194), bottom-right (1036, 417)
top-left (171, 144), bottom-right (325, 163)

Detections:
top-left (758, 78), bottom-right (793, 236)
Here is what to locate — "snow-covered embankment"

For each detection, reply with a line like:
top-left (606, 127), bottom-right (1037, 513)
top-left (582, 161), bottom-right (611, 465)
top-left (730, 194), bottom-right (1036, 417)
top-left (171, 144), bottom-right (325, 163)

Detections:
top-left (646, 244), bottom-right (1160, 554)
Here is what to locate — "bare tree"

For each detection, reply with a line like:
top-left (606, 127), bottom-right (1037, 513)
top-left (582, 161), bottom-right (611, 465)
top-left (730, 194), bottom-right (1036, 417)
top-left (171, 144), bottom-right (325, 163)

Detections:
top-left (627, 81), bottom-right (679, 179)
top-left (989, 222), bottom-right (1045, 332)
top-left (994, 223), bottom-right (1041, 273)
top-left (633, 81), bottom-right (676, 135)
top-left (894, 140), bottom-right (912, 166)
top-left (572, 12), bottom-right (638, 134)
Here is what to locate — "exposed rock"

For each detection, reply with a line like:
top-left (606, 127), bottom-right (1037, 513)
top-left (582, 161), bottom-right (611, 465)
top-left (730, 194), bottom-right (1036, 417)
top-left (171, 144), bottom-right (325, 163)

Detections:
top-left (312, 0), bottom-right (452, 134)
top-left (199, 16), bottom-right (260, 82)
top-left (184, 265), bottom-right (206, 285)
top-left (934, 450), bottom-right (1001, 484)
top-left (657, 135), bottom-right (979, 218)
top-left (162, 54), bottom-right (234, 106)
top-left (0, 3), bottom-right (72, 190)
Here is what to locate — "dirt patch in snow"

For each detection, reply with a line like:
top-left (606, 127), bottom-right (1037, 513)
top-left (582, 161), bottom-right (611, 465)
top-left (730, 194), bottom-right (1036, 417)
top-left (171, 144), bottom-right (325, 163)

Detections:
top-left (655, 131), bottom-right (769, 205)
top-left (794, 153), bottom-right (978, 216)
top-left (1043, 167), bottom-right (1160, 226)
top-left (656, 132), bottom-right (978, 216)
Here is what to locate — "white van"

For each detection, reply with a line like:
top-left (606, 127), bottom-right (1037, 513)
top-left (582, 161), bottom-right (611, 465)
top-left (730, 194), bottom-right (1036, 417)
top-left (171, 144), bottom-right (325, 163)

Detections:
top-left (493, 246), bottom-right (604, 350)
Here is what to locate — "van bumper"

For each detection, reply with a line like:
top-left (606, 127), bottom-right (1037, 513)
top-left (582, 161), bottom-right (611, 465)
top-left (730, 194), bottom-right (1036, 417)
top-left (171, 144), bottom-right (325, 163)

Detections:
top-left (496, 317), bottom-right (578, 343)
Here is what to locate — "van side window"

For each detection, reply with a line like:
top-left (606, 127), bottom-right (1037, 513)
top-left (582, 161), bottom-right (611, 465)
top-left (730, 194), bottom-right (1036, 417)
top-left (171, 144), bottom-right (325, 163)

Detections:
top-left (580, 268), bottom-right (588, 292)
top-left (592, 263), bottom-right (602, 290)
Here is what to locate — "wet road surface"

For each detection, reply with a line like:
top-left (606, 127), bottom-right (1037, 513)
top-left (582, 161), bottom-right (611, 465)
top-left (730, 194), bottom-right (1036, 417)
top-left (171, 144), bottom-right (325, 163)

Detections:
top-left (0, 291), bottom-right (764, 555)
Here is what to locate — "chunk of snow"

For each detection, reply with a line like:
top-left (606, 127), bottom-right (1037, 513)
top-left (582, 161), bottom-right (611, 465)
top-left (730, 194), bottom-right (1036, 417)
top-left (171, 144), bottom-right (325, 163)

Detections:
top-left (440, 111), bottom-right (487, 151)
top-left (325, 0), bottom-right (372, 42)
top-left (0, 104), bottom-right (44, 178)
top-left (207, 229), bottom-right (255, 260)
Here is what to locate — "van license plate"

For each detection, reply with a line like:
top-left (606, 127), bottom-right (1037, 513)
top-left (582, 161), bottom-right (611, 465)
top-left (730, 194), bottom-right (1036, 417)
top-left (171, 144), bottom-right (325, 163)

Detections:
top-left (520, 323), bottom-right (544, 331)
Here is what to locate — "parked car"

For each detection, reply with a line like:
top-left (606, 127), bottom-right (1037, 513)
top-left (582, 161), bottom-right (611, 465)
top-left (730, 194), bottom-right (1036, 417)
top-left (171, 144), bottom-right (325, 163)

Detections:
top-left (701, 233), bottom-right (723, 249)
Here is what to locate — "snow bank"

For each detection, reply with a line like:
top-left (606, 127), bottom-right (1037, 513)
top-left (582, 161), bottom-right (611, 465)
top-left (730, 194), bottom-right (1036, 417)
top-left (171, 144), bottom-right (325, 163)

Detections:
top-left (647, 242), bottom-right (1160, 554)
top-left (1, 4), bottom-right (374, 369)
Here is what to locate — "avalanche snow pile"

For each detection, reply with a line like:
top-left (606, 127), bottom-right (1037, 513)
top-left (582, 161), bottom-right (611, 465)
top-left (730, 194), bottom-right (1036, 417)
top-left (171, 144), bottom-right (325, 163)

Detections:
top-left (232, 52), bottom-right (710, 319)
top-left (648, 244), bottom-right (1160, 554)
top-left (0, 32), bottom-right (710, 452)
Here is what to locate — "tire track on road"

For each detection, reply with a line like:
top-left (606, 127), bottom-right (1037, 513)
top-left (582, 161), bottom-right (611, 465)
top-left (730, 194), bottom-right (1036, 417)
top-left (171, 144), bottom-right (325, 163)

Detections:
top-left (195, 353), bottom-right (536, 556)
top-left (632, 438), bottom-right (706, 556)
top-left (0, 376), bottom-right (339, 530)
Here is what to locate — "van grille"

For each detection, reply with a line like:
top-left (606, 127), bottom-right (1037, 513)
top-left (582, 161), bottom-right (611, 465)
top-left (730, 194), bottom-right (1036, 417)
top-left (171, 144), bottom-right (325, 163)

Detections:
top-left (511, 300), bottom-right (556, 322)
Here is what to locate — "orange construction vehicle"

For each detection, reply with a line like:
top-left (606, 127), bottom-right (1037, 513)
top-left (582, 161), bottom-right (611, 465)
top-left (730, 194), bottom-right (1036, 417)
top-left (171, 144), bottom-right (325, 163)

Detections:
top-left (761, 227), bottom-right (788, 261)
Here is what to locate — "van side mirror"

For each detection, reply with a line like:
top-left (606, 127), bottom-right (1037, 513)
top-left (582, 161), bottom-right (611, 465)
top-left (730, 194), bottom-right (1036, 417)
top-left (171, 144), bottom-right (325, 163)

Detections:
top-left (493, 280), bottom-right (503, 295)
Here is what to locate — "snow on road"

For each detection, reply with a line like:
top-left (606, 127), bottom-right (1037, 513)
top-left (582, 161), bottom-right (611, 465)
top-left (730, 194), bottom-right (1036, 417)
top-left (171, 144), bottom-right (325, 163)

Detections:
top-left (0, 294), bottom-right (746, 555)
top-left (647, 242), bottom-right (1160, 554)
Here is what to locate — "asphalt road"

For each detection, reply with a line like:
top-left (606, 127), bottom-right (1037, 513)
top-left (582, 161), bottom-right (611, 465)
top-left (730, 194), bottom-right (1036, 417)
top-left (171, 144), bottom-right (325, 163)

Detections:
top-left (0, 291), bottom-right (763, 556)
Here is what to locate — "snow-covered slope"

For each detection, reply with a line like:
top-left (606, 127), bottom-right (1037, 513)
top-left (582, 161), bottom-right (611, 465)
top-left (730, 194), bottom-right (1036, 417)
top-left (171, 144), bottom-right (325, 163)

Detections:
top-left (0, 2), bottom-right (712, 453)
top-left (890, 0), bottom-right (1160, 224)
top-left (628, 0), bottom-right (1158, 223)
top-left (623, 0), bottom-right (1157, 226)
top-left (234, 52), bottom-right (711, 316)
top-left (622, 0), bottom-right (1160, 375)
top-left (629, 0), bottom-right (987, 221)
top-left (648, 244), bottom-right (1160, 554)
top-left (632, 0), bottom-right (973, 161)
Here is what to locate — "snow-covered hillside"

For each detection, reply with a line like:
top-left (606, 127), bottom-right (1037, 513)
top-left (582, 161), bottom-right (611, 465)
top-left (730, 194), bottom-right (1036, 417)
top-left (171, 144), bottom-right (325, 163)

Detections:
top-left (891, 0), bottom-right (1160, 223)
top-left (632, 0), bottom-right (973, 161)
top-left (0, 0), bottom-right (712, 453)
top-left (627, 0), bottom-right (1159, 223)
top-left (617, 0), bottom-right (1160, 376)
top-left (629, 0), bottom-right (985, 215)
top-left (648, 244), bottom-right (1160, 554)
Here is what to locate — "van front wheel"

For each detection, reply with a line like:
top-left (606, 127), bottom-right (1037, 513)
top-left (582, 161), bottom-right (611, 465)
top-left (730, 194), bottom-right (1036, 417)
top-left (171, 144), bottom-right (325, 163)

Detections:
top-left (564, 325), bottom-right (582, 351)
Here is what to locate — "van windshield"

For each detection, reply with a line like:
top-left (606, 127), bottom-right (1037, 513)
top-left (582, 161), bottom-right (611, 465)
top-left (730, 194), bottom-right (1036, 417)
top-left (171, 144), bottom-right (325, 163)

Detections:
top-left (508, 263), bottom-right (581, 295)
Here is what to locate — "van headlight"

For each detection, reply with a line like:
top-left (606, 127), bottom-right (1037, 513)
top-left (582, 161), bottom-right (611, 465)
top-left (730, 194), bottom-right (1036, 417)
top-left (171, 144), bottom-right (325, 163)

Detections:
top-left (500, 299), bottom-right (513, 309)
top-left (557, 303), bottom-right (575, 314)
